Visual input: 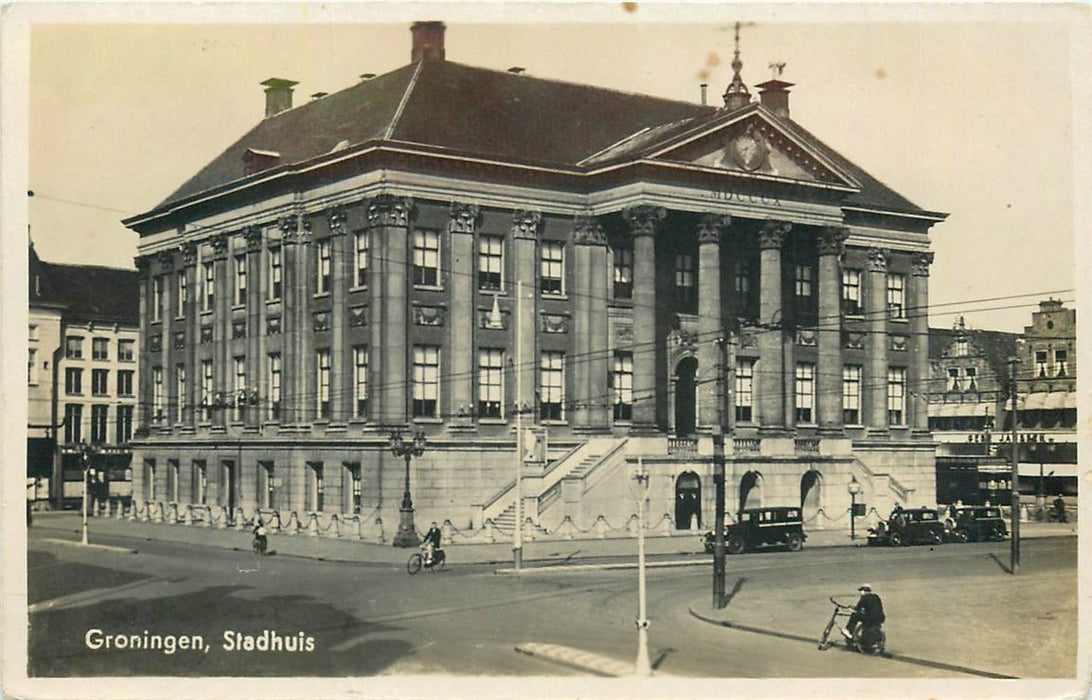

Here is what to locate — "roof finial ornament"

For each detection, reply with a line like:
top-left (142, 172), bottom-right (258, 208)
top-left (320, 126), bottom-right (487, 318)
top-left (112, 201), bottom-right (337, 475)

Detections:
top-left (722, 21), bottom-right (752, 111)
top-left (769, 62), bottom-right (786, 80)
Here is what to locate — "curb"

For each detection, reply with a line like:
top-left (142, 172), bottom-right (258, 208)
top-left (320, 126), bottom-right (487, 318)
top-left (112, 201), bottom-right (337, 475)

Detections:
top-left (496, 558), bottom-right (709, 575)
top-left (514, 642), bottom-right (636, 677)
top-left (41, 538), bottom-right (137, 554)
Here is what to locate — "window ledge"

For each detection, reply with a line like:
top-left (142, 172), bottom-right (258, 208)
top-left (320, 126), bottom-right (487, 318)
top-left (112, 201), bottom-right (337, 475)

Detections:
top-left (313, 292), bottom-right (331, 299)
top-left (414, 285), bottom-right (444, 293)
top-left (541, 420), bottom-right (569, 426)
top-left (412, 417), bottom-right (444, 424)
top-left (541, 293), bottom-right (568, 301)
top-left (479, 418), bottom-right (508, 425)
top-left (889, 318), bottom-right (910, 323)
top-left (349, 285), bottom-right (368, 293)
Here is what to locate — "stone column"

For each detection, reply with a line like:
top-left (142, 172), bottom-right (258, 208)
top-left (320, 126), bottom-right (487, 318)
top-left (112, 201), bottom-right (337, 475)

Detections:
top-left (623, 206), bottom-right (665, 432)
top-left (280, 219), bottom-right (299, 425)
top-left (758, 220), bottom-right (790, 431)
top-left (817, 226), bottom-right (846, 432)
top-left (447, 202), bottom-right (479, 429)
top-left (511, 210), bottom-right (542, 419)
top-left (156, 251), bottom-right (175, 424)
top-left (697, 214), bottom-right (729, 430)
top-left (327, 207), bottom-right (349, 423)
top-left (910, 251), bottom-right (934, 433)
top-left (180, 242), bottom-right (198, 425)
top-left (210, 233), bottom-right (230, 427)
top-left (136, 255), bottom-right (153, 429)
top-left (574, 215), bottom-right (610, 431)
top-left (866, 248), bottom-right (890, 432)
top-left (367, 195), bottom-right (414, 427)
top-left (295, 216), bottom-right (314, 424)
top-left (244, 226), bottom-right (263, 427)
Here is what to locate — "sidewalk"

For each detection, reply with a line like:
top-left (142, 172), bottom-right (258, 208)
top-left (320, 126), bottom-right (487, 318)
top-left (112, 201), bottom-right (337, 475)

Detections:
top-left (29, 511), bottom-right (1077, 568)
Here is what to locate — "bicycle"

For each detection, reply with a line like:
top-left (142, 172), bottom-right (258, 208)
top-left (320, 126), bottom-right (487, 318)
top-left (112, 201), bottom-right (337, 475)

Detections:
top-left (818, 596), bottom-right (885, 654)
top-left (407, 548), bottom-right (446, 575)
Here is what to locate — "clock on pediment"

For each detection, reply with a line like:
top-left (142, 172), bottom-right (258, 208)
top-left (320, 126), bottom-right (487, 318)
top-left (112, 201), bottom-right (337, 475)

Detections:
top-left (725, 124), bottom-right (770, 171)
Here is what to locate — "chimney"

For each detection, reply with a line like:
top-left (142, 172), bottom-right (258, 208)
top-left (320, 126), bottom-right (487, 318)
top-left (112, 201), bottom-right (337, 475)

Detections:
top-left (261, 78), bottom-right (299, 118)
top-left (410, 21), bottom-right (446, 62)
top-left (310, 92), bottom-right (328, 101)
top-left (700, 83), bottom-right (708, 106)
top-left (755, 78), bottom-right (793, 119)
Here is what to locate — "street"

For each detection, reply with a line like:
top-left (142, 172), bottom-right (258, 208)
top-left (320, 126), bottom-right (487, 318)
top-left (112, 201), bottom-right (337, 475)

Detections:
top-left (27, 522), bottom-right (1077, 679)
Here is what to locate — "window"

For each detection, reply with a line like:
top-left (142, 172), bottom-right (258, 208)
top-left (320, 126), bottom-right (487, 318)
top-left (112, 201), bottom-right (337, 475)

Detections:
top-left (153, 367), bottom-right (164, 420)
top-left (91, 369), bottom-right (108, 396)
top-left (478, 348), bottom-right (504, 418)
top-left (168, 460), bottom-right (180, 502)
top-left (674, 253), bottom-right (695, 304)
top-left (612, 351), bottom-right (633, 421)
top-left (613, 247), bottom-right (633, 299)
top-left (176, 365), bottom-right (186, 418)
top-left (116, 405), bottom-right (133, 443)
top-left (268, 354), bottom-right (282, 420)
top-left (177, 271), bottom-right (188, 311)
top-left (65, 336), bottom-right (83, 359)
top-left (794, 265), bottom-right (813, 298)
top-left (152, 276), bottom-right (164, 321)
top-left (348, 464), bottom-right (362, 514)
top-left (260, 462), bottom-right (275, 509)
top-left (90, 405), bottom-right (108, 445)
top-left (269, 247), bottom-right (283, 300)
top-left (317, 349), bottom-right (331, 419)
top-left (316, 239), bottom-right (331, 294)
top-left (64, 404), bottom-right (82, 444)
top-left (202, 261), bottom-right (215, 311)
top-left (353, 347), bottom-right (368, 418)
top-left (413, 229), bottom-right (440, 287)
top-left (842, 268), bottom-right (862, 315)
top-left (233, 357), bottom-right (246, 421)
top-left (953, 338), bottom-right (969, 356)
top-left (887, 273), bottom-right (905, 320)
top-left (28, 348), bottom-right (37, 385)
top-left (794, 363), bottom-right (815, 423)
top-left (92, 338), bottom-right (109, 361)
top-left (734, 260), bottom-right (751, 296)
top-left (1035, 351), bottom-right (1048, 378)
top-left (736, 359), bottom-right (755, 422)
top-left (193, 460), bottom-right (207, 505)
top-left (234, 254), bottom-right (247, 305)
top-left (540, 241), bottom-right (564, 295)
top-left (1055, 350), bottom-right (1068, 377)
top-left (479, 236), bottom-right (503, 291)
top-left (965, 367), bottom-right (977, 391)
top-left (29, 323), bottom-right (38, 340)
top-left (540, 351), bottom-right (565, 420)
top-left (65, 368), bottom-right (83, 395)
top-left (843, 365), bottom-right (862, 425)
top-left (117, 370), bottom-right (134, 396)
top-left (948, 368), bottom-right (961, 392)
top-left (308, 462), bottom-right (325, 512)
top-left (354, 232), bottom-right (368, 287)
top-left (118, 339), bottom-right (134, 362)
top-left (413, 346), bottom-right (440, 418)
top-left (201, 360), bottom-right (213, 421)
top-left (887, 367), bottom-right (906, 426)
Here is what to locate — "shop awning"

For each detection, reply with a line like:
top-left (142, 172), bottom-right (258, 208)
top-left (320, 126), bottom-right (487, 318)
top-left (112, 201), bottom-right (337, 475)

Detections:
top-left (1023, 392), bottom-right (1048, 410)
top-left (1042, 392), bottom-right (1068, 410)
top-left (1004, 396), bottom-right (1025, 411)
top-left (930, 402), bottom-right (992, 417)
top-left (1064, 392), bottom-right (1078, 409)
top-left (1017, 463), bottom-right (1081, 479)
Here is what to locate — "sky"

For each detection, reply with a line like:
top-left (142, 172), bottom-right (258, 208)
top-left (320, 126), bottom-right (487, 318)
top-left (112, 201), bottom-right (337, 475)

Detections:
top-left (16, 3), bottom-right (1090, 333)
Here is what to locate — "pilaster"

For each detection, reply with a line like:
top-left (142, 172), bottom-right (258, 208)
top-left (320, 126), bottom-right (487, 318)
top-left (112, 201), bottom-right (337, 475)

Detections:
top-left (511, 209), bottom-right (542, 419)
top-left (244, 226), bottom-right (263, 427)
top-left (866, 247), bottom-right (891, 433)
top-left (447, 202), bottom-right (480, 430)
top-left (573, 214), bottom-right (609, 431)
top-left (180, 242), bottom-right (198, 425)
top-left (697, 213), bottom-right (729, 430)
top-left (367, 195), bottom-right (414, 427)
top-left (910, 251), bottom-right (934, 433)
top-left (210, 233), bottom-right (230, 427)
top-left (280, 219), bottom-right (299, 425)
top-left (326, 207), bottom-right (349, 423)
top-left (817, 226), bottom-right (846, 432)
top-left (623, 205), bottom-right (665, 432)
top-left (758, 220), bottom-right (790, 432)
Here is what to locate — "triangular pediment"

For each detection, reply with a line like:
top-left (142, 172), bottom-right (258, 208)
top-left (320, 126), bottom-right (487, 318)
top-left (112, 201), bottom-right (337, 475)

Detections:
top-left (645, 108), bottom-right (859, 188)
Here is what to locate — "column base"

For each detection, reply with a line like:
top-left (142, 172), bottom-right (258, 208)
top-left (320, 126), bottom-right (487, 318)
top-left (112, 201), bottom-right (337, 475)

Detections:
top-left (758, 425), bottom-right (790, 438)
top-left (628, 423), bottom-right (662, 437)
top-left (817, 426), bottom-right (845, 437)
top-left (392, 506), bottom-right (420, 547)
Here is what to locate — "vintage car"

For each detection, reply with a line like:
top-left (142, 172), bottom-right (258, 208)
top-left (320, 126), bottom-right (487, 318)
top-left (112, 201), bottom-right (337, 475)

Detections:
top-left (702, 506), bottom-right (807, 555)
top-left (867, 507), bottom-right (946, 547)
top-left (951, 506), bottom-right (1008, 542)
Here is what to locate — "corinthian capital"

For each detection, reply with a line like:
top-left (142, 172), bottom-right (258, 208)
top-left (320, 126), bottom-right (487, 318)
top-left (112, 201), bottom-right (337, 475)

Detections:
top-left (511, 209), bottom-right (543, 241)
top-left (573, 215), bottom-right (607, 246)
top-left (759, 220), bottom-right (791, 250)
top-left (867, 247), bottom-right (891, 272)
top-left (448, 202), bottom-right (481, 235)
top-left (366, 195), bottom-right (414, 229)
top-left (209, 233), bottom-right (230, 259)
top-left (911, 251), bottom-right (935, 276)
top-left (179, 241), bottom-right (198, 266)
top-left (818, 226), bottom-right (848, 256)
top-left (156, 249), bottom-right (176, 272)
top-left (697, 213), bottom-right (731, 246)
top-left (326, 206), bottom-right (348, 237)
top-left (622, 205), bottom-right (666, 237)
top-left (244, 225), bottom-right (264, 252)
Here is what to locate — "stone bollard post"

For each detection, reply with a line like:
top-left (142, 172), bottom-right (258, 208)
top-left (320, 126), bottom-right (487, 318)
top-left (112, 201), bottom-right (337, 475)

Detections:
top-left (331, 514), bottom-right (341, 538)
top-left (442, 519), bottom-right (455, 543)
top-left (595, 515), bottom-right (609, 539)
top-left (235, 509), bottom-right (246, 531)
top-left (308, 513), bottom-right (319, 537)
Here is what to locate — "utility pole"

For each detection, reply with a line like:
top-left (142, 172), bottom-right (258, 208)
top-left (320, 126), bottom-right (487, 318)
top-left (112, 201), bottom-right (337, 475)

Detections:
top-left (79, 441), bottom-right (91, 545)
top-left (633, 458), bottom-right (651, 676)
top-left (513, 279), bottom-right (524, 572)
top-left (711, 333), bottom-right (730, 609)
top-left (1008, 356), bottom-right (1021, 575)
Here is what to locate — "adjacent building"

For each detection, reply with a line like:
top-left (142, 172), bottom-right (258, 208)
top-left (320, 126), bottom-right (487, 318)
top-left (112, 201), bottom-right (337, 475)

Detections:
top-left (27, 244), bottom-right (140, 509)
top-left (123, 22), bottom-right (946, 538)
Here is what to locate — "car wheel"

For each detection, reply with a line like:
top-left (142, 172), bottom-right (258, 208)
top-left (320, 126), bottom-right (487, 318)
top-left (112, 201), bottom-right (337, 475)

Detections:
top-left (888, 532), bottom-right (904, 547)
top-left (786, 533), bottom-right (804, 552)
top-left (955, 530), bottom-right (968, 543)
top-left (931, 531), bottom-right (943, 545)
top-left (727, 535), bottom-right (745, 555)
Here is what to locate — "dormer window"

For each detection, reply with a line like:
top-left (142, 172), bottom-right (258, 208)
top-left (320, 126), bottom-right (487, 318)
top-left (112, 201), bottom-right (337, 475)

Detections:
top-left (243, 148), bottom-right (282, 176)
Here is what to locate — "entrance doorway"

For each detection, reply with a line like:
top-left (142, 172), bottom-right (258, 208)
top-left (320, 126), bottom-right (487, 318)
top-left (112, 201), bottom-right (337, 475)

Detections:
top-left (800, 470), bottom-right (822, 524)
top-left (675, 357), bottom-right (697, 437)
top-left (675, 471), bottom-right (702, 529)
top-left (223, 460), bottom-right (236, 512)
top-left (738, 470), bottom-right (763, 513)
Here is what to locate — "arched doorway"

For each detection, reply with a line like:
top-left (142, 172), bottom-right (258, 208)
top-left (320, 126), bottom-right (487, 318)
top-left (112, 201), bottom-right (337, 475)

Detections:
top-left (675, 357), bottom-right (698, 437)
top-left (738, 470), bottom-right (763, 514)
top-left (675, 471), bottom-right (702, 529)
top-left (800, 470), bottom-right (822, 524)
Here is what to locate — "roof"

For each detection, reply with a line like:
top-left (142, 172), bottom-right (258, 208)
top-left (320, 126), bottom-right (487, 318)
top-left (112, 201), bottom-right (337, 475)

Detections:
top-left (929, 326), bottom-right (1018, 376)
top-left (29, 245), bottom-right (139, 323)
top-left (156, 58), bottom-right (931, 217)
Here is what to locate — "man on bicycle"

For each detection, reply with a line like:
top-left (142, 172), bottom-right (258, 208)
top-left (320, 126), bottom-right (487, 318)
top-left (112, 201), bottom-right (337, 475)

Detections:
top-left (845, 583), bottom-right (884, 640)
top-left (421, 522), bottom-right (442, 566)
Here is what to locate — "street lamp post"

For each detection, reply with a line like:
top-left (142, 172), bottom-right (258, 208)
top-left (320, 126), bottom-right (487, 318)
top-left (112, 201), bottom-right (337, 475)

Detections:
top-left (79, 441), bottom-right (92, 545)
top-left (847, 475), bottom-right (861, 541)
top-left (389, 429), bottom-right (426, 547)
top-left (631, 459), bottom-right (652, 676)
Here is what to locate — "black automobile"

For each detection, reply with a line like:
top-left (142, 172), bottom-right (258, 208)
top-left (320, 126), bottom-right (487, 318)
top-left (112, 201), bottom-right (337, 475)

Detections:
top-left (951, 506), bottom-right (1008, 542)
top-left (702, 506), bottom-right (806, 555)
top-left (868, 507), bottom-right (946, 547)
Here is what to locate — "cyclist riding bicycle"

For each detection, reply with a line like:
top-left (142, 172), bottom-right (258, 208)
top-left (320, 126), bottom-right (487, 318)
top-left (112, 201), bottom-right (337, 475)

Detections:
top-left (844, 583), bottom-right (885, 641)
top-left (421, 522), bottom-right (442, 566)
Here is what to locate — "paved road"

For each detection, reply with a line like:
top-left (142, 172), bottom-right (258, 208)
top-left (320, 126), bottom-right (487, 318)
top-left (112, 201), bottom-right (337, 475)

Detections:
top-left (26, 527), bottom-right (1077, 679)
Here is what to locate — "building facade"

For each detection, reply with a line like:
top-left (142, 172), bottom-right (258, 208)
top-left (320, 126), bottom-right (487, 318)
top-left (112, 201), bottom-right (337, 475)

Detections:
top-left (124, 22), bottom-right (946, 539)
top-left (27, 244), bottom-right (140, 509)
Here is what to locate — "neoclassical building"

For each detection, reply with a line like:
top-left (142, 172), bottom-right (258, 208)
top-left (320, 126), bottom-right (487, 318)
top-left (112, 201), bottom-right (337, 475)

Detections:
top-left (124, 22), bottom-right (946, 538)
